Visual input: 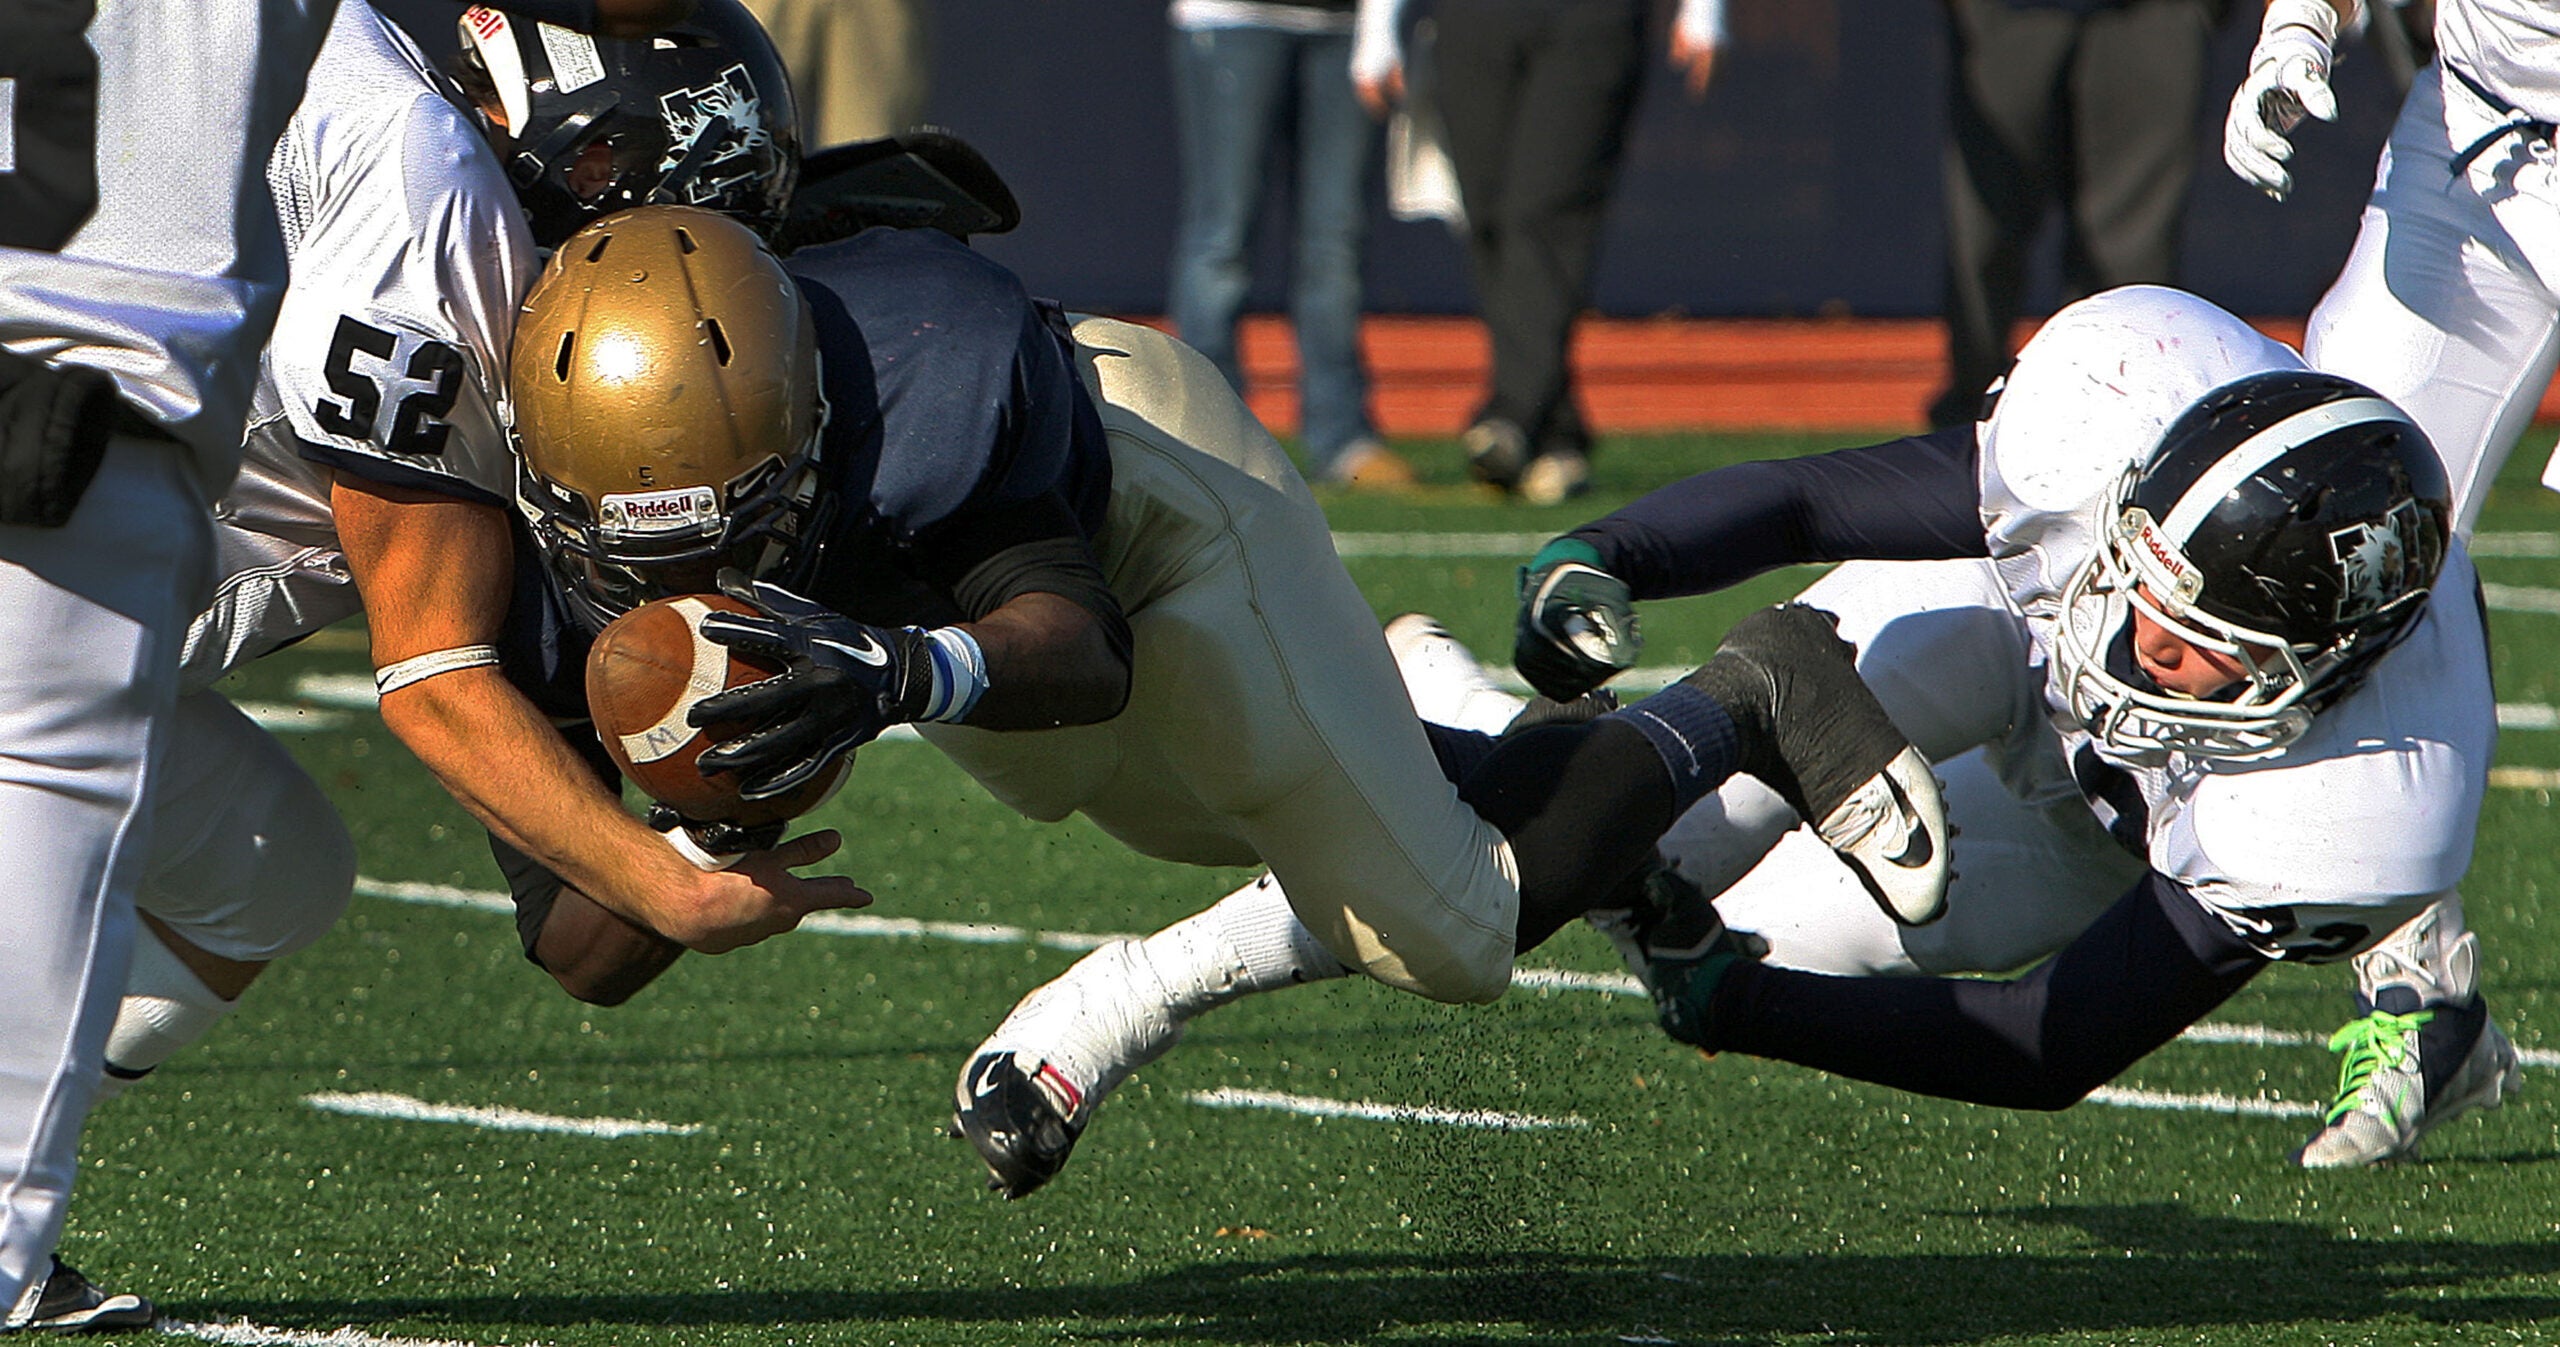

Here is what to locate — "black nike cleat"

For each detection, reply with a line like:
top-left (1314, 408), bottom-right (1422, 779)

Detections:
top-left (952, 1050), bottom-right (1086, 1200)
top-left (4, 1258), bottom-right (154, 1333)
top-left (1686, 604), bottom-right (1951, 924)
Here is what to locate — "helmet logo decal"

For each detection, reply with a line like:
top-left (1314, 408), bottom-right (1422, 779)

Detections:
top-left (599, 485), bottom-right (722, 541)
top-left (2329, 500), bottom-right (2422, 624)
top-left (656, 65), bottom-right (774, 203)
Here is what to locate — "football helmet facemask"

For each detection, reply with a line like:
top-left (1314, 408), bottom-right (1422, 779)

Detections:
top-left (2052, 369), bottom-right (2450, 759)
top-left (511, 206), bottom-right (829, 632)
top-left (451, 1), bottom-right (799, 246)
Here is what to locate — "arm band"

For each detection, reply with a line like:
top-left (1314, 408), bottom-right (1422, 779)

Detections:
top-left (917, 626), bottom-right (990, 723)
top-left (661, 824), bottom-right (746, 873)
top-left (374, 644), bottom-right (503, 696)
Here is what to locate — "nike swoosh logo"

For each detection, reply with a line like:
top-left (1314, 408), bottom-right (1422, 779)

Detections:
top-left (1879, 773), bottom-right (1933, 869)
top-left (971, 1057), bottom-right (1009, 1099)
top-left (814, 633), bottom-right (890, 667)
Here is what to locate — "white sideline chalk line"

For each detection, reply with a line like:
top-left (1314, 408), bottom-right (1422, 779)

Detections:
top-left (304, 1090), bottom-right (699, 1138)
top-left (2083, 1086), bottom-right (2321, 1119)
top-left (1188, 1086), bottom-right (1587, 1130)
top-left (164, 1318), bottom-right (506, 1347)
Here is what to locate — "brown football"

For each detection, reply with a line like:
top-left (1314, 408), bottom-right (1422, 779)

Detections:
top-left (585, 593), bottom-right (850, 825)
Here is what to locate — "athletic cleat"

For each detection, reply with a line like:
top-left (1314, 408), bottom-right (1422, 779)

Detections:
top-left (1517, 449), bottom-right (1591, 507)
top-left (1587, 866), bottom-right (1762, 1000)
top-left (2296, 931), bottom-right (2523, 1168)
top-left (1462, 417), bottom-right (1529, 492)
top-left (1383, 613), bottom-right (1526, 736)
top-left (3, 1258), bottom-right (154, 1333)
top-left (1598, 868), bottom-right (1758, 1051)
top-left (1689, 604), bottom-right (1951, 924)
top-left (951, 939), bottom-right (1183, 1199)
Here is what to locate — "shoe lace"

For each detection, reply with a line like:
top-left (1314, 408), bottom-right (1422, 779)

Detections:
top-left (1816, 772), bottom-right (1899, 849)
top-left (2322, 1009), bottom-right (2433, 1124)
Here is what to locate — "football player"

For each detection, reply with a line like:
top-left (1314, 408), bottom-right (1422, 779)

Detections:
top-left (100, 0), bottom-right (823, 1100)
top-left (497, 203), bottom-right (1951, 1198)
top-left (1505, 286), bottom-right (2507, 1143)
top-left (2224, 0), bottom-right (2553, 1165)
top-left (0, 0), bottom-right (703, 1329)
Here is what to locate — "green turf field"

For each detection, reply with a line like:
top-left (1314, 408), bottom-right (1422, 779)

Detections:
top-left (75, 430), bottom-right (2560, 1346)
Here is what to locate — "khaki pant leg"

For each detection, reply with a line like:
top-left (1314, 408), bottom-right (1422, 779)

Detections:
top-left (739, 0), bottom-right (931, 147)
top-left (923, 318), bottom-right (1518, 1002)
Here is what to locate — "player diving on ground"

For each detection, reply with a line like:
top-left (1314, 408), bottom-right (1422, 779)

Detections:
top-left (1498, 288), bottom-right (2508, 1158)
top-left (490, 204), bottom-right (1952, 1198)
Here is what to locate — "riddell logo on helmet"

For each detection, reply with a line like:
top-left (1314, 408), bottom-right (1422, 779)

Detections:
top-left (2126, 513), bottom-right (2202, 599)
top-left (462, 5), bottom-right (507, 40)
top-left (600, 487), bottom-right (721, 538)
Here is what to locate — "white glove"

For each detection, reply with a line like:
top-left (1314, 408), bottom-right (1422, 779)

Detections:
top-left (2224, 0), bottom-right (2346, 200)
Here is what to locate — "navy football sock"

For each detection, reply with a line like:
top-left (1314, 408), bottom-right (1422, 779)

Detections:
top-left (1601, 681), bottom-right (1742, 816)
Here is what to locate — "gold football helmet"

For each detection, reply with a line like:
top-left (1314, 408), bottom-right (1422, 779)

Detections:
top-left (511, 205), bottom-right (828, 627)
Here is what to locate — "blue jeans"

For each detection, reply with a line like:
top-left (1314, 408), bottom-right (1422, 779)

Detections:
top-left (1168, 24), bottom-right (1378, 472)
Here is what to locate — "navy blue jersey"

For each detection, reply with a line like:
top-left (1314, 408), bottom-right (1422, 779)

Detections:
top-left (784, 227), bottom-right (1111, 629)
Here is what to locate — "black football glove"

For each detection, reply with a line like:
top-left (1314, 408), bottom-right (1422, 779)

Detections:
top-left (1514, 537), bottom-right (1641, 702)
top-left (690, 572), bottom-right (936, 800)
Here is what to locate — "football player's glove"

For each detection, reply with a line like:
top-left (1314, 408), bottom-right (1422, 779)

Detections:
top-left (692, 573), bottom-right (938, 800)
top-left (2223, 0), bottom-right (2340, 201)
top-left (1514, 537), bottom-right (1641, 702)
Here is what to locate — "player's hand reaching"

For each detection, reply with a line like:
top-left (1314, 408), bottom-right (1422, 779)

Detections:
top-left (692, 572), bottom-right (936, 800)
top-left (1514, 538), bottom-right (1642, 702)
top-left (2225, 0), bottom-right (2344, 200)
top-left (660, 827), bottom-right (873, 954)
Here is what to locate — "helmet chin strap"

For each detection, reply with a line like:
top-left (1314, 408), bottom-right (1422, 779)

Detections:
top-left (510, 98), bottom-right (617, 191)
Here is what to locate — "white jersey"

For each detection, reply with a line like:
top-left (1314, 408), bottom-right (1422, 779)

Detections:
top-left (2435, 0), bottom-right (2560, 123)
top-left (0, 0), bottom-right (334, 482)
top-left (1979, 287), bottom-right (2494, 958)
top-left (186, 2), bottom-right (538, 684)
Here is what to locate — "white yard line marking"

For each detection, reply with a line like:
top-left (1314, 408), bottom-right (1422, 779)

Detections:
top-left (1188, 1087), bottom-right (1587, 1130)
top-left (352, 876), bottom-right (2560, 1086)
top-left (798, 910), bottom-right (1132, 951)
top-left (163, 1319), bottom-right (507, 1347)
top-left (2484, 582), bottom-right (2560, 616)
top-left (304, 1091), bottom-right (699, 1138)
top-left (292, 672), bottom-right (382, 710)
top-left (2474, 532), bottom-right (2560, 557)
top-left (1330, 531), bottom-right (1553, 558)
top-left (234, 700), bottom-right (350, 733)
top-left (1514, 966), bottom-right (1644, 996)
top-left (2083, 1086), bottom-right (2321, 1118)
top-left (1330, 530), bottom-right (2557, 561)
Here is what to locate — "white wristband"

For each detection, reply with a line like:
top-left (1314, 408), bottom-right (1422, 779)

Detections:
top-left (374, 644), bottom-right (503, 696)
top-left (917, 626), bottom-right (989, 723)
top-left (662, 824), bottom-right (745, 872)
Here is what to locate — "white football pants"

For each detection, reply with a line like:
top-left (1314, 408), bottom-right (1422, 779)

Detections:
top-left (2300, 59), bottom-right (2534, 1002)
top-left (1658, 557), bottom-right (2145, 976)
top-left (0, 438), bottom-right (209, 1309)
top-left (2305, 61), bottom-right (2560, 538)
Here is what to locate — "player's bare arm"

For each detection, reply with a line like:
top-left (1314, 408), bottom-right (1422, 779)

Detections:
top-left (955, 590), bottom-right (1131, 730)
top-left (332, 473), bottom-right (869, 953)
